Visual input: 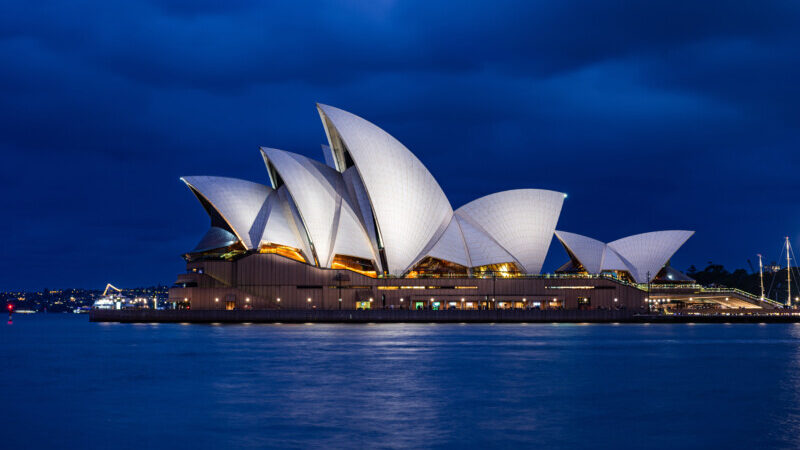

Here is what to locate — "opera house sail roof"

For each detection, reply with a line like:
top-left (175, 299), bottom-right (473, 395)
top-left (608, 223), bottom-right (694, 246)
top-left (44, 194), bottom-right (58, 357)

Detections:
top-left (181, 104), bottom-right (693, 280)
top-left (317, 104), bottom-right (454, 275)
top-left (554, 230), bottom-right (695, 283)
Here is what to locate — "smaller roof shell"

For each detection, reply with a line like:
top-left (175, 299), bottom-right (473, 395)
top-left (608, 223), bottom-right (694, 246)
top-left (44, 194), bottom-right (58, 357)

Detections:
top-left (554, 231), bottom-right (606, 274)
top-left (607, 230), bottom-right (695, 283)
top-left (181, 176), bottom-right (272, 250)
top-left (455, 189), bottom-right (566, 274)
top-left (261, 147), bottom-right (377, 268)
top-left (555, 229), bottom-right (695, 283)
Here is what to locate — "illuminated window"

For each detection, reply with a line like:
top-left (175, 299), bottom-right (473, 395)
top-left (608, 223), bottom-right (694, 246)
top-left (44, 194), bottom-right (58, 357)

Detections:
top-left (332, 254), bottom-right (378, 278)
top-left (355, 301), bottom-right (371, 310)
top-left (406, 257), bottom-right (468, 278)
top-left (600, 270), bottom-right (635, 284)
top-left (184, 241), bottom-right (246, 262)
top-left (258, 243), bottom-right (307, 263)
top-left (546, 286), bottom-right (595, 290)
top-left (472, 262), bottom-right (523, 278)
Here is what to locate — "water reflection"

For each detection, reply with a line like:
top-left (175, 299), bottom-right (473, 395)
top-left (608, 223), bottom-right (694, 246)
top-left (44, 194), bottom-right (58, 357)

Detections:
top-left (3, 317), bottom-right (800, 448)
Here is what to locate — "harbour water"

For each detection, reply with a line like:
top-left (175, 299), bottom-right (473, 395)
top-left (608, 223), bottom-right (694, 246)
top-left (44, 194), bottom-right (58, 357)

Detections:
top-left (3, 315), bottom-right (800, 449)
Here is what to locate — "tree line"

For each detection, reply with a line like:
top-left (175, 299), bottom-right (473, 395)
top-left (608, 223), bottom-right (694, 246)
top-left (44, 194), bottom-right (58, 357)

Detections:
top-left (686, 263), bottom-right (797, 303)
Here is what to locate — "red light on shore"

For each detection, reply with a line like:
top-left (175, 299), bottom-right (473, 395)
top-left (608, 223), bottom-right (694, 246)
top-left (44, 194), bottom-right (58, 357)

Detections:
top-left (7, 304), bottom-right (13, 312)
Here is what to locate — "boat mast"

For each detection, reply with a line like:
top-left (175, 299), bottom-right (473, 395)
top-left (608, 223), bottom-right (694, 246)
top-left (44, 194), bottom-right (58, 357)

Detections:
top-left (758, 254), bottom-right (765, 300)
top-left (787, 237), bottom-right (792, 308)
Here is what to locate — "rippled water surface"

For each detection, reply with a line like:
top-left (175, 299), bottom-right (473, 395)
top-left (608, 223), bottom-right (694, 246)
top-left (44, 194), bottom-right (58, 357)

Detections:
top-left (3, 315), bottom-right (800, 449)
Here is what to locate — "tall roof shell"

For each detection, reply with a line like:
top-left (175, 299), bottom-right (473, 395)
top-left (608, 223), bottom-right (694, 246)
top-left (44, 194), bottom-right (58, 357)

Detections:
top-left (321, 144), bottom-right (337, 169)
top-left (261, 147), bottom-right (376, 267)
top-left (317, 104), bottom-right (453, 275)
top-left (554, 230), bottom-right (607, 274)
top-left (181, 176), bottom-right (272, 250)
top-left (455, 189), bottom-right (565, 274)
top-left (607, 230), bottom-right (695, 283)
top-left (342, 166), bottom-right (381, 268)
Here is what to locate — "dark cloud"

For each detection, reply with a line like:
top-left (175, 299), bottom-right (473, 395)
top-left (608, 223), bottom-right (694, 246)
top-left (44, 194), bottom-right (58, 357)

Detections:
top-left (2, 0), bottom-right (800, 289)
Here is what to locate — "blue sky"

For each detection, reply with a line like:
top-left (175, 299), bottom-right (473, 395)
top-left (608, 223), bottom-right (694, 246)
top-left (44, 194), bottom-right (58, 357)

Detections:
top-left (2, 1), bottom-right (799, 289)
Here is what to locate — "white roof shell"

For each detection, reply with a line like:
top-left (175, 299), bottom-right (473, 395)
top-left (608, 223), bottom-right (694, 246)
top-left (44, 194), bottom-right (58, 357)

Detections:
top-left (455, 189), bottom-right (565, 274)
top-left (181, 176), bottom-right (271, 250)
top-left (598, 246), bottom-right (631, 273)
top-left (341, 166), bottom-right (382, 268)
top-left (608, 230), bottom-right (694, 283)
top-left (422, 216), bottom-right (471, 267)
top-left (261, 147), bottom-right (377, 268)
top-left (261, 186), bottom-right (313, 260)
top-left (555, 230), bottom-right (694, 283)
top-left (456, 215), bottom-right (517, 268)
top-left (317, 104), bottom-right (453, 275)
top-left (554, 230), bottom-right (607, 274)
top-left (192, 227), bottom-right (238, 253)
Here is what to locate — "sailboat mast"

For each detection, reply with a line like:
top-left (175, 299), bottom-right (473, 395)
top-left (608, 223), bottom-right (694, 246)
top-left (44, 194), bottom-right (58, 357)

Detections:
top-left (758, 254), bottom-right (765, 300)
top-left (787, 237), bottom-right (792, 307)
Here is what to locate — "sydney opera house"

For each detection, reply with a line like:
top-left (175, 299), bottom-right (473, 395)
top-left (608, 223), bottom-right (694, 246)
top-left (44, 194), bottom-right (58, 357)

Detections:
top-left (169, 104), bottom-right (701, 311)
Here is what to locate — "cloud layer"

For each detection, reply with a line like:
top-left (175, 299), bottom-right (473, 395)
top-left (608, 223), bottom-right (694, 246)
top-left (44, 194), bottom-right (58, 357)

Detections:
top-left (2, 1), bottom-right (799, 289)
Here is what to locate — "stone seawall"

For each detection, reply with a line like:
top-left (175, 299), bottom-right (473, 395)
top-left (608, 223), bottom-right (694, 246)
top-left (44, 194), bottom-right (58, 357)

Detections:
top-left (89, 309), bottom-right (800, 323)
top-left (89, 309), bottom-right (638, 323)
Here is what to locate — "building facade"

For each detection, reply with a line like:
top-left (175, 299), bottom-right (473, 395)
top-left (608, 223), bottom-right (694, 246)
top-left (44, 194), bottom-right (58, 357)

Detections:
top-left (169, 104), bottom-right (694, 311)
